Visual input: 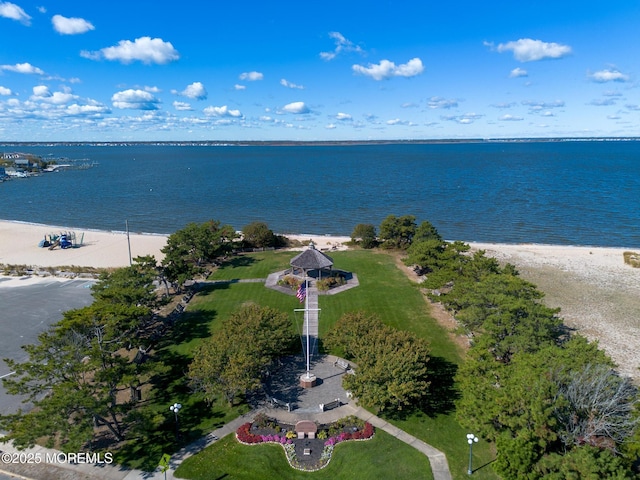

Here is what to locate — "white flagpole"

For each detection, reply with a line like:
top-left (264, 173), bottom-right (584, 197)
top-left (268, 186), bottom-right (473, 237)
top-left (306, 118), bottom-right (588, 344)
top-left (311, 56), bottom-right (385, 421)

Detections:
top-left (305, 276), bottom-right (310, 377)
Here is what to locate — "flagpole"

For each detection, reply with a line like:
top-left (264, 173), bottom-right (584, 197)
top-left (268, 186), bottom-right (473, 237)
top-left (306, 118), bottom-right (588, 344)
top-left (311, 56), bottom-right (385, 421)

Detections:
top-left (305, 276), bottom-right (310, 378)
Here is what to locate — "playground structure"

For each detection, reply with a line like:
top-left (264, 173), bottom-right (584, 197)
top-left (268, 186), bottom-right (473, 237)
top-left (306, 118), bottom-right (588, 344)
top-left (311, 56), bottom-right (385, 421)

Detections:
top-left (38, 231), bottom-right (84, 250)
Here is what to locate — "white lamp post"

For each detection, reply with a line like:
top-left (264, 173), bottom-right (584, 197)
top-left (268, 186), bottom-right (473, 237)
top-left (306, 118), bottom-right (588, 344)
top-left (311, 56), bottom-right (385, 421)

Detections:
top-left (170, 403), bottom-right (182, 435)
top-left (466, 433), bottom-right (478, 475)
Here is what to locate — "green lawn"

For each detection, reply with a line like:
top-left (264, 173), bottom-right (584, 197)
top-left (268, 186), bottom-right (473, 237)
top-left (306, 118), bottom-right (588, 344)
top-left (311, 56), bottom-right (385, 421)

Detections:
top-left (155, 248), bottom-right (499, 479)
top-left (175, 429), bottom-right (434, 480)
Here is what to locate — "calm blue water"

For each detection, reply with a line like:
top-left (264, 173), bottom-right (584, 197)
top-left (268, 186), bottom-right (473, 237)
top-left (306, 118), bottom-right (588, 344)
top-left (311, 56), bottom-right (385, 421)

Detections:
top-left (1, 142), bottom-right (639, 247)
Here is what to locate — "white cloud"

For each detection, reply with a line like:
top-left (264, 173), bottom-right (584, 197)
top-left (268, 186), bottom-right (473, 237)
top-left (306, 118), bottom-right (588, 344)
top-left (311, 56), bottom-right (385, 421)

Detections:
top-left (239, 71), bottom-right (263, 81)
top-left (588, 98), bottom-right (617, 106)
top-left (494, 38), bottom-right (571, 62)
top-left (111, 89), bottom-right (161, 110)
top-left (203, 105), bottom-right (242, 117)
top-left (144, 86), bottom-right (160, 93)
top-left (499, 114), bottom-right (524, 121)
top-left (441, 113), bottom-right (483, 124)
top-left (510, 67), bottom-right (528, 78)
top-left (173, 101), bottom-right (193, 111)
top-left (325, 123), bottom-right (337, 129)
top-left (281, 101), bottom-right (309, 114)
top-left (320, 31), bottom-right (364, 61)
top-left (173, 81), bottom-right (207, 100)
top-left (335, 112), bottom-right (352, 121)
top-left (521, 100), bottom-right (564, 114)
top-left (0, 86), bottom-right (12, 95)
top-left (352, 58), bottom-right (424, 80)
top-left (65, 103), bottom-right (109, 116)
top-left (82, 37), bottom-right (179, 65)
top-left (280, 78), bottom-right (304, 89)
top-left (492, 102), bottom-right (516, 109)
top-left (0, 2), bottom-right (31, 25)
top-left (0, 62), bottom-right (44, 74)
top-left (51, 14), bottom-right (94, 35)
top-left (589, 69), bottom-right (630, 83)
top-left (234, 84), bottom-right (246, 90)
top-left (427, 96), bottom-right (458, 109)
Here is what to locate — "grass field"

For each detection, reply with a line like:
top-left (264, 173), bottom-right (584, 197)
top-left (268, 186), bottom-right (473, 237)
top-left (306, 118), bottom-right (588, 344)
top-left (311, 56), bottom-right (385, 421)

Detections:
top-left (175, 429), bottom-right (433, 480)
top-left (163, 249), bottom-right (499, 479)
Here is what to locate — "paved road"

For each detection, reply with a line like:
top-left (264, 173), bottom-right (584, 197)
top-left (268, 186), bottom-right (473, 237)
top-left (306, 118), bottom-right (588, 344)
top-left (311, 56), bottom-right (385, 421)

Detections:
top-left (0, 278), bottom-right (95, 415)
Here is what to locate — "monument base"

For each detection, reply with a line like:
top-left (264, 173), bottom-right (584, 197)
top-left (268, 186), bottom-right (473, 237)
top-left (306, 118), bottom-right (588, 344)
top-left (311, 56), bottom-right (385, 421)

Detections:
top-left (299, 373), bottom-right (317, 388)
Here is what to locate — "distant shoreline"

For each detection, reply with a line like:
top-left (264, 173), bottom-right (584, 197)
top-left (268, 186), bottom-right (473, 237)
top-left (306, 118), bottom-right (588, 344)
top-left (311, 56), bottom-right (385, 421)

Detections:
top-left (2, 137), bottom-right (640, 148)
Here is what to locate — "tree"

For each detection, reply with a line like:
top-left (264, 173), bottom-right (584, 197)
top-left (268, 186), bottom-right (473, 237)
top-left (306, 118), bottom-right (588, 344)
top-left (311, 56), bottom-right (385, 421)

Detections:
top-left (553, 364), bottom-right (639, 452)
top-left (188, 304), bottom-right (297, 406)
top-left (378, 214), bottom-right (416, 249)
top-left (325, 312), bottom-right (430, 412)
top-left (2, 305), bottom-right (140, 450)
top-left (413, 220), bottom-right (442, 243)
top-left (536, 446), bottom-right (634, 479)
top-left (350, 223), bottom-right (377, 249)
top-left (242, 221), bottom-right (276, 249)
top-left (161, 220), bottom-right (237, 289)
top-left (0, 265), bottom-right (159, 451)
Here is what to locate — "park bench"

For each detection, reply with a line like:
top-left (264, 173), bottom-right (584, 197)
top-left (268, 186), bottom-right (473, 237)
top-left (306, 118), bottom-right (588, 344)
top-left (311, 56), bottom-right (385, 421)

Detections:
top-left (320, 398), bottom-right (341, 411)
top-left (270, 397), bottom-right (292, 412)
top-left (334, 359), bottom-right (349, 371)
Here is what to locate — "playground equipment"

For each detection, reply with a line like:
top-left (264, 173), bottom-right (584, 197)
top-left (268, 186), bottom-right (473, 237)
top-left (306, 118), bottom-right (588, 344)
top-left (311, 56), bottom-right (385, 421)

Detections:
top-left (38, 231), bottom-right (84, 250)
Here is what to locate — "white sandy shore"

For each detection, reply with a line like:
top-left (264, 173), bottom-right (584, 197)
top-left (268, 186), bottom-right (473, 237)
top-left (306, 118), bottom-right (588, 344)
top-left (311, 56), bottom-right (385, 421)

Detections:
top-left (2, 220), bottom-right (639, 378)
top-left (0, 220), bottom-right (168, 269)
top-left (468, 242), bottom-right (640, 379)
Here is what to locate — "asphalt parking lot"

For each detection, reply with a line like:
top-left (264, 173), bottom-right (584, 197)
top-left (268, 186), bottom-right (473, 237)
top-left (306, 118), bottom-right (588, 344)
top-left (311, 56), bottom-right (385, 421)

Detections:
top-left (0, 278), bottom-right (95, 416)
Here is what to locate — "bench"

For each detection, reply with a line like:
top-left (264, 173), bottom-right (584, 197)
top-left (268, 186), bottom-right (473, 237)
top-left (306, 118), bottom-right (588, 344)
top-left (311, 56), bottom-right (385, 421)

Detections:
top-left (270, 397), bottom-right (292, 412)
top-left (320, 398), bottom-right (341, 411)
top-left (334, 359), bottom-right (349, 371)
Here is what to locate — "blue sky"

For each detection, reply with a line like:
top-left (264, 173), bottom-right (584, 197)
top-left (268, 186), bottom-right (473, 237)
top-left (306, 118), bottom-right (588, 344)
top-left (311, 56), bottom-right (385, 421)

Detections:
top-left (0, 1), bottom-right (639, 141)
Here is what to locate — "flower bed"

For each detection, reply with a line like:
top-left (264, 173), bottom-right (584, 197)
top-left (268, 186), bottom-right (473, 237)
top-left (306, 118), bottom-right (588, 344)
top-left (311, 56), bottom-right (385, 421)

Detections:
top-left (236, 416), bottom-right (375, 471)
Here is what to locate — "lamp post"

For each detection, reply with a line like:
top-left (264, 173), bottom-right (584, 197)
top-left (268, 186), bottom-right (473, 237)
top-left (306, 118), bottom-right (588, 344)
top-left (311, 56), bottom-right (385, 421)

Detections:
top-left (170, 403), bottom-right (182, 437)
top-left (466, 433), bottom-right (478, 475)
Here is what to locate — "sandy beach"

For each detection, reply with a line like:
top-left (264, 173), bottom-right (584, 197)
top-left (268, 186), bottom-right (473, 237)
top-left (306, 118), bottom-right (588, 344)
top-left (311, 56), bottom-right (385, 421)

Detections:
top-left (0, 220), bottom-right (168, 270)
top-left (468, 242), bottom-right (640, 379)
top-left (1, 220), bottom-right (639, 378)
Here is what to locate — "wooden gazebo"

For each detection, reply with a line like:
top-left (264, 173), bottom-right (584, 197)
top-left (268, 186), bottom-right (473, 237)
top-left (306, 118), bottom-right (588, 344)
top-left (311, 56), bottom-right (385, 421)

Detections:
top-left (289, 242), bottom-right (334, 278)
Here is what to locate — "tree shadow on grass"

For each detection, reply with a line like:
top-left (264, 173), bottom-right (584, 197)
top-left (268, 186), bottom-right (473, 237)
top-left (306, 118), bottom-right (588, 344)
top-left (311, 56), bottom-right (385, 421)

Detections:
top-left (420, 355), bottom-right (459, 416)
top-left (219, 255), bottom-right (258, 270)
top-left (162, 309), bottom-right (215, 347)
top-left (116, 348), bottom-right (228, 471)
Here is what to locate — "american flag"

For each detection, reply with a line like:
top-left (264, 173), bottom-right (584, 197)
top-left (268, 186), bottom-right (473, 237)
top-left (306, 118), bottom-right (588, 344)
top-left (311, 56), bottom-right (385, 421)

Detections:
top-left (296, 282), bottom-right (306, 303)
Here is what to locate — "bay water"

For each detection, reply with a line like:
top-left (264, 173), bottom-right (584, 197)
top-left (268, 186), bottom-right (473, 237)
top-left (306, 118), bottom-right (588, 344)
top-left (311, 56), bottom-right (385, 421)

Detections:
top-left (1, 141), bottom-right (638, 248)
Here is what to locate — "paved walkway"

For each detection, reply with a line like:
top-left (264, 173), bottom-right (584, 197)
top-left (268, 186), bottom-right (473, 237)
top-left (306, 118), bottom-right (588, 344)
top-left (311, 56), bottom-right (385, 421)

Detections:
top-left (0, 357), bottom-right (452, 480)
top-left (0, 276), bottom-right (452, 480)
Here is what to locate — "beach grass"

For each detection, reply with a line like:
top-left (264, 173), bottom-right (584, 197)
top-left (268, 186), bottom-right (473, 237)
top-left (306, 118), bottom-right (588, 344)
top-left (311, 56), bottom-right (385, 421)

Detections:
top-left (174, 428), bottom-right (434, 480)
top-left (169, 249), bottom-right (498, 479)
top-left (623, 251), bottom-right (640, 268)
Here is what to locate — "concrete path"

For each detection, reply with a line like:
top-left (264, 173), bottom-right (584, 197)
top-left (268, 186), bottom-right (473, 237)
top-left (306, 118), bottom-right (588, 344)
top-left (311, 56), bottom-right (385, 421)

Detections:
top-left (302, 284), bottom-right (319, 357)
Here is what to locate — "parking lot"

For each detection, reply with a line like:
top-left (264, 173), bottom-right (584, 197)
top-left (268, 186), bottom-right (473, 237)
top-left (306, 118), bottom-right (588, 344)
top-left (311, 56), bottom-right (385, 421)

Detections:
top-left (0, 278), bottom-right (95, 416)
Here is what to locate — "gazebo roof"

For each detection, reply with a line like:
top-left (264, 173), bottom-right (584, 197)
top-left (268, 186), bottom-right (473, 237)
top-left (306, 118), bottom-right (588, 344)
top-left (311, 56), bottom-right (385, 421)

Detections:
top-left (290, 244), bottom-right (333, 270)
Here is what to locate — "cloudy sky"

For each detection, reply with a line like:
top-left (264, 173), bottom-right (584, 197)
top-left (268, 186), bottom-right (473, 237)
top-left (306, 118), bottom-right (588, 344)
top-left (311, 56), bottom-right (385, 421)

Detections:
top-left (1, 1), bottom-right (639, 141)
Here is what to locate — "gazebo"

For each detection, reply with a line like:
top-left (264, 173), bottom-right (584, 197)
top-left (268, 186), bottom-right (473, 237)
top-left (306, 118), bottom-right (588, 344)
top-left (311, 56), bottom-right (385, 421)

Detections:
top-left (289, 242), bottom-right (334, 279)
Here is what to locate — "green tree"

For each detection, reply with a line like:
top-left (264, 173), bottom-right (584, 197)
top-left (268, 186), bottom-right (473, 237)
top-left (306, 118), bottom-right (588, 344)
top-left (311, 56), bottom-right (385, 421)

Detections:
top-left (536, 446), bottom-right (634, 479)
top-left (0, 264), bottom-right (160, 451)
top-left (242, 221), bottom-right (277, 249)
top-left (325, 312), bottom-right (430, 412)
top-left (161, 220), bottom-right (237, 289)
top-left (2, 305), bottom-right (141, 450)
top-left (188, 304), bottom-right (296, 406)
top-left (378, 214), bottom-right (416, 249)
top-left (350, 223), bottom-right (377, 249)
top-left (413, 220), bottom-right (442, 243)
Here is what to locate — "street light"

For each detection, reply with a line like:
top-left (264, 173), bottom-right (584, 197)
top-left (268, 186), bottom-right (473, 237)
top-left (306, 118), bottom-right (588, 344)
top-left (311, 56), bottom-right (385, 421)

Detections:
top-left (170, 403), bottom-right (182, 436)
top-left (466, 433), bottom-right (478, 475)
